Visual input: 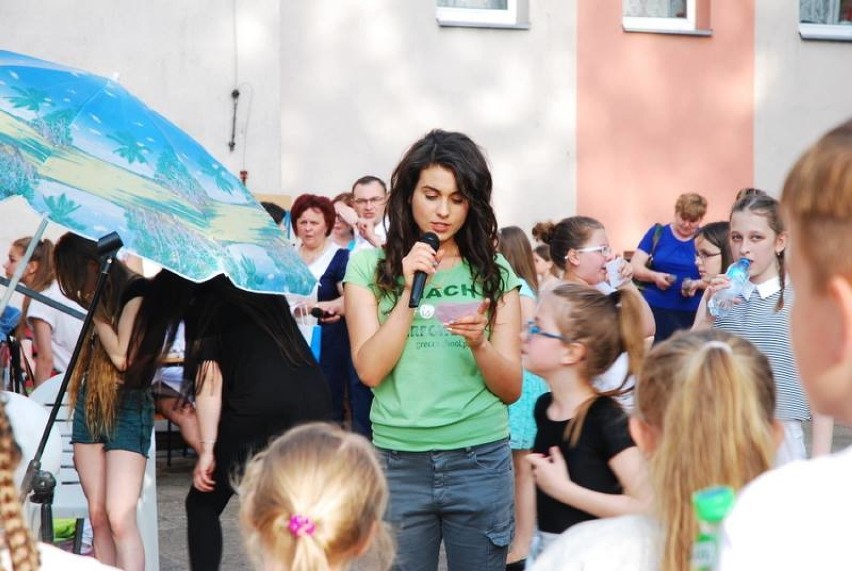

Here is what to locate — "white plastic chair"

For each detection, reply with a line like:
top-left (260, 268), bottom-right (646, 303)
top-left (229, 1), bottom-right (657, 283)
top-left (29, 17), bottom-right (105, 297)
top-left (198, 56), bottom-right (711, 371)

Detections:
top-left (29, 374), bottom-right (160, 570)
top-left (3, 390), bottom-right (62, 538)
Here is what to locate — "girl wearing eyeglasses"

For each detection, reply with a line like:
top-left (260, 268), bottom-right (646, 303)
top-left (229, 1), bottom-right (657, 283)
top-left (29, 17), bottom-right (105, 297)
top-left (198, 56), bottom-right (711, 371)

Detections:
top-left (688, 221), bottom-right (733, 325)
top-left (344, 130), bottom-right (522, 571)
top-left (522, 283), bottom-right (651, 563)
top-left (539, 216), bottom-right (655, 411)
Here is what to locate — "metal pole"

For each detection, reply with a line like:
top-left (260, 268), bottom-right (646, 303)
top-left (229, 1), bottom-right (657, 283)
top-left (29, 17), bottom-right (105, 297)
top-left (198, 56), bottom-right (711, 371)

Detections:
top-left (19, 232), bottom-right (124, 503)
top-left (0, 276), bottom-right (86, 320)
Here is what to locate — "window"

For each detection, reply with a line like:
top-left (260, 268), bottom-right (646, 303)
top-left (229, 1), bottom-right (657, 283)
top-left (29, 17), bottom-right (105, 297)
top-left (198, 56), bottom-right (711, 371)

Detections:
top-left (622, 0), bottom-right (712, 36)
top-left (436, 0), bottom-right (530, 29)
top-left (800, 0), bottom-right (852, 40)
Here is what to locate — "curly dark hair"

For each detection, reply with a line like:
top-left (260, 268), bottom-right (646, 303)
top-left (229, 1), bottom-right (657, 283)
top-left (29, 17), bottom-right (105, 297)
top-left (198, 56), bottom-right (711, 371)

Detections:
top-left (378, 129), bottom-right (504, 322)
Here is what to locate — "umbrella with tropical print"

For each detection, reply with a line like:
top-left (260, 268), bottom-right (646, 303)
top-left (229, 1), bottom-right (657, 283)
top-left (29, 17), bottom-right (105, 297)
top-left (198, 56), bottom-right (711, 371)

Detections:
top-left (0, 49), bottom-right (314, 295)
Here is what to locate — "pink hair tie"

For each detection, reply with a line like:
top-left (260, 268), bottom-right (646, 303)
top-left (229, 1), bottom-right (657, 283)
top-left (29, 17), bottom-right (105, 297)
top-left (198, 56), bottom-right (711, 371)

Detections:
top-left (288, 514), bottom-right (316, 538)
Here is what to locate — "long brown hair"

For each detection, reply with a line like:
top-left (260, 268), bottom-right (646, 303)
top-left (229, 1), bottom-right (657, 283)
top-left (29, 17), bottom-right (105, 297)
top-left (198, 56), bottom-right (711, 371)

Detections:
top-left (498, 226), bottom-right (538, 295)
top-left (378, 130), bottom-right (505, 325)
top-left (547, 283), bottom-right (646, 445)
top-left (54, 233), bottom-right (137, 435)
top-left (636, 330), bottom-right (776, 571)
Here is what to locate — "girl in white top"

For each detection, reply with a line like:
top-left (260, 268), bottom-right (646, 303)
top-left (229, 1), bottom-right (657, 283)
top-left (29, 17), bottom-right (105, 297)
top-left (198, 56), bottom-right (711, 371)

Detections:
top-left (694, 193), bottom-right (833, 462)
top-left (3, 237), bottom-right (84, 387)
top-left (531, 330), bottom-right (780, 571)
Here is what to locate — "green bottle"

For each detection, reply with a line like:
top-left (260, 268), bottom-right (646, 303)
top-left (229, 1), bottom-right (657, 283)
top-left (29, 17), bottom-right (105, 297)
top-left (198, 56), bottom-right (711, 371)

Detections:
top-left (691, 486), bottom-right (736, 571)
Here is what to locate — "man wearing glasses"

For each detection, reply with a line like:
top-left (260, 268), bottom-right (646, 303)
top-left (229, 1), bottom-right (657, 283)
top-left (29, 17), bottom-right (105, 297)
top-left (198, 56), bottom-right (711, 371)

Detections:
top-left (351, 175), bottom-right (388, 251)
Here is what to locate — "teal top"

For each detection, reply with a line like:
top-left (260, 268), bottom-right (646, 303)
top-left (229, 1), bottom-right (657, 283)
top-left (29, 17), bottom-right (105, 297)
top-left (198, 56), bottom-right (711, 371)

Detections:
top-left (344, 248), bottom-right (521, 451)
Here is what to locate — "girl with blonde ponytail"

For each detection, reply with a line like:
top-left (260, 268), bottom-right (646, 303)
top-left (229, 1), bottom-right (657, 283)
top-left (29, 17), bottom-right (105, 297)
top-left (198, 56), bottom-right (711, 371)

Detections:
top-left (529, 329), bottom-right (780, 571)
top-left (523, 283), bottom-right (652, 561)
top-left (239, 423), bottom-right (393, 571)
top-left (2, 237), bottom-right (84, 387)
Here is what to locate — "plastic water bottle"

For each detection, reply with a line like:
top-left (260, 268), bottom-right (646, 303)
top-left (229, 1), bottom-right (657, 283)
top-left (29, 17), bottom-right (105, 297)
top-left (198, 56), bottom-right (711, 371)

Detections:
top-left (691, 486), bottom-right (735, 570)
top-left (707, 259), bottom-right (752, 318)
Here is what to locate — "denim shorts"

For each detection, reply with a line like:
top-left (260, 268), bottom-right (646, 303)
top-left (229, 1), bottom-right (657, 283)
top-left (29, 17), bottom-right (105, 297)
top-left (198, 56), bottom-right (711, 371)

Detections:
top-left (72, 386), bottom-right (155, 457)
top-left (376, 438), bottom-right (515, 571)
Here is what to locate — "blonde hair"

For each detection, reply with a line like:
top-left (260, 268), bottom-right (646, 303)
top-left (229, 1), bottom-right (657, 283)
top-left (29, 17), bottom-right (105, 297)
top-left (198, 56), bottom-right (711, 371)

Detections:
top-left (781, 118), bottom-right (852, 288)
top-left (239, 423), bottom-right (393, 571)
top-left (10, 237), bottom-right (55, 340)
top-left (674, 192), bottom-right (708, 221)
top-left (635, 330), bottom-right (776, 571)
top-left (0, 397), bottom-right (41, 571)
top-left (546, 283), bottom-right (646, 445)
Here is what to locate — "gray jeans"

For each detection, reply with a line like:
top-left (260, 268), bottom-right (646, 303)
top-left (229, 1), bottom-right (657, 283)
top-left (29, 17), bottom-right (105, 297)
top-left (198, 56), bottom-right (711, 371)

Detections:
top-left (377, 438), bottom-right (515, 571)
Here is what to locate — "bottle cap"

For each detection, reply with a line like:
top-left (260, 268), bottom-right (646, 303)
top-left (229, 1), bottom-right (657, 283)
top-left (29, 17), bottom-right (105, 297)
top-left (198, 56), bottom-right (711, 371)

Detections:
top-left (692, 486), bottom-right (736, 523)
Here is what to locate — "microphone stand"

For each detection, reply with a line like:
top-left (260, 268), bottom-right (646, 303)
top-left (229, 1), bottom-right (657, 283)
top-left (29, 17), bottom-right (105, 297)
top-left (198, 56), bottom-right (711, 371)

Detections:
top-left (19, 232), bottom-right (124, 543)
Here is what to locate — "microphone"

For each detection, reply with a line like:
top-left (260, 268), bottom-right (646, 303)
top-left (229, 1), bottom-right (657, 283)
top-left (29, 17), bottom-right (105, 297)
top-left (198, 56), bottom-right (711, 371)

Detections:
top-left (310, 307), bottom-right (332, 319)
top-left (408, 232), bottom-right (440, 308)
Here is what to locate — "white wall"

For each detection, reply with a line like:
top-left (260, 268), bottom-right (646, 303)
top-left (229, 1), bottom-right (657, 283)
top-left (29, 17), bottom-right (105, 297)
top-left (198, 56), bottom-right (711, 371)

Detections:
top-left (0, 1), bottom-right (576, 249)
top-left (0, 0), bottom-right (282, 248)
top-left (279, 0), bottom-right (577, 233)
top-left (754, 0), bottom-right (852, 195)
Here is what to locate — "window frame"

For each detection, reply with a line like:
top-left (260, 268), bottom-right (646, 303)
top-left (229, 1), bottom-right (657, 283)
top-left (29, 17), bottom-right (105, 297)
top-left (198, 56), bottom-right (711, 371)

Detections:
top-left (799, 0), bottom-right (852, 40)
top-left (799, 23), bottom-right (852, 40)
top-left (622, 0), bottom-right (712, 36)
top-left (435, 0), bottom-right (530, 30)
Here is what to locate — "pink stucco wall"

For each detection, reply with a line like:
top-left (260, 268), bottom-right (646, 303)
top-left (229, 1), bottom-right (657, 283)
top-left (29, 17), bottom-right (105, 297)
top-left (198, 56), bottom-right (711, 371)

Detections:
top-left (577, 0), bottom-right (755, 253)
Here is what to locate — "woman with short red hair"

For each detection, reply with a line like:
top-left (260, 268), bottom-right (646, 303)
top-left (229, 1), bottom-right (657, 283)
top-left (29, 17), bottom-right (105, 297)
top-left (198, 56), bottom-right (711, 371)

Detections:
top-left (291, 193), bottom-right (371, 438)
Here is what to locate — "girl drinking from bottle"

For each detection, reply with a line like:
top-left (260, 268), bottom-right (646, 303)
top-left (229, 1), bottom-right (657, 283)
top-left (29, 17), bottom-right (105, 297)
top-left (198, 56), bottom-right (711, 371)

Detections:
top-left (344, 130), bottom-right (522, 571)
top-left (695, 193), bottom-right (833, 463)
top-left (523, 283), bottom-right (651, 560)
top-left (529, 329), bottom-right (780, 571)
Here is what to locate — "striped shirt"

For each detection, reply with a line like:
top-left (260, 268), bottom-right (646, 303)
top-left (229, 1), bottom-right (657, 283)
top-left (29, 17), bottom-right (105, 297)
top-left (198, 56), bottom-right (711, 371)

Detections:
top-left (713, 277), bottom-right (809, 421)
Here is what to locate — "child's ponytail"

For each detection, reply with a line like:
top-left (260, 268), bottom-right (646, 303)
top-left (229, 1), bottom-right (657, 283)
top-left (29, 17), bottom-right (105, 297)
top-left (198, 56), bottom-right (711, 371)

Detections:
top-left (636, 330), bottom-right (776, 571)
top-left (549, 283), bottom-right (647, 445)
top-left (239, 423), bottom-right (394, 571)
top-left (615, 288), bottom-right (647, 382)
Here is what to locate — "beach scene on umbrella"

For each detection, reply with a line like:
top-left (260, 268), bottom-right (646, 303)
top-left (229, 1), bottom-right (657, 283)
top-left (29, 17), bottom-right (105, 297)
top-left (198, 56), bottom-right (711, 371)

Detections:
top-left (0, 50), bottom-right (314, 295)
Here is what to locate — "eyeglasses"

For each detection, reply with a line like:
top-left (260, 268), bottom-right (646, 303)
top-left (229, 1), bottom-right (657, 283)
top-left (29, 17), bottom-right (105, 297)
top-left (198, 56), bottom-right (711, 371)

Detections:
top-left (695, 251), bottom-right (722, 261)
top-left (353, 196), bottom-right (386, 207)
top-left (573, 244), bottom-right (612, 257)
top-left (523, 321), bottom-right (569, 342)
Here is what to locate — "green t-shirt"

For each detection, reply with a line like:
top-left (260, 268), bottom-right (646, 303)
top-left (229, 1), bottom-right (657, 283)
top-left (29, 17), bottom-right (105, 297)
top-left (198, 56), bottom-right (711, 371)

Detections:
top-left (344, 248), bottom-right (521, 451)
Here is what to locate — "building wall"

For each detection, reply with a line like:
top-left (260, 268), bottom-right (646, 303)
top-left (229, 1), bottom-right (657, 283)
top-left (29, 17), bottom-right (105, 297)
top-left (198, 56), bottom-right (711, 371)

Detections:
top-left (279, 0), bottom-right (577, 235)
top-left (754, 0), bottom-right (852, 195)
top-left (576, 0), bottom-right (755, 253)
top-left (0, 0), bottom-right (282, 247)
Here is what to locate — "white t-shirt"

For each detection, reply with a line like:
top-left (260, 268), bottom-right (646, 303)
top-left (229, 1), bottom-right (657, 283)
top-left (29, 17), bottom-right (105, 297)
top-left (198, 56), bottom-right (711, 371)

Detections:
top-left (0, 543), bottom-right (117, 569)
top-left (718, 445), bottom-right (852, 570)
top-left (26, 281), bottom-right (85, 372)
top-left (530, 514), bottom-right (660, 571)
top-left (593, 281), bottom-right (635, 411)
